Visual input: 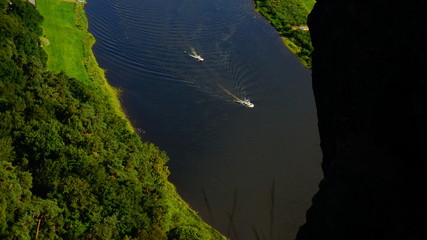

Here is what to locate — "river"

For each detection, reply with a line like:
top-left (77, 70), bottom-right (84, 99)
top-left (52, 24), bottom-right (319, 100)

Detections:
top-left (85, 0), bottom-right (321, 239)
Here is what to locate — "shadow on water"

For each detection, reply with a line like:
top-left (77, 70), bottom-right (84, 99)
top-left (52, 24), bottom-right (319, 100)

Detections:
top-left (203, 180), bottom-right (280, 240)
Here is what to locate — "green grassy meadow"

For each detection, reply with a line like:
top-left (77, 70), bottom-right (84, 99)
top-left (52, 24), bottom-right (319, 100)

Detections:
top-left (37, 0), bottom-right (89, 81)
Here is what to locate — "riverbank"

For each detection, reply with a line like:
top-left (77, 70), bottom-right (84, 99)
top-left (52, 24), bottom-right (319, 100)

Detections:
top-left (38, 0), bottom-right (131, 130)
top-left (36, 0), bottom-right (224, 238)
top-left (255, 0), bottom-right (315, 68)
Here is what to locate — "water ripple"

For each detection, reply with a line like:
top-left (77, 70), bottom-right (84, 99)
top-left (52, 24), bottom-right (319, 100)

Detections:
top-left (91, 0), bottom-right (256, 103)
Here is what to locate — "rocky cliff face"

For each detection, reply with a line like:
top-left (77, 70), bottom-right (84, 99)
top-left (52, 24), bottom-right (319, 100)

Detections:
top-left (296, 0), bottom-right (427, 239)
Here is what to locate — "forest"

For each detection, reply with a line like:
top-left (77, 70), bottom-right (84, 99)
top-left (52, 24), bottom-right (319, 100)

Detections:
top-left (0, 0), bottom-right (223, 239)
top-left (255, 0), bottom-right (314, 68)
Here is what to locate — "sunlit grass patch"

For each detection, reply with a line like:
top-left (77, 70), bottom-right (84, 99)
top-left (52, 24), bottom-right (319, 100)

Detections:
top-left (37, 0), bottom-right (89, 82)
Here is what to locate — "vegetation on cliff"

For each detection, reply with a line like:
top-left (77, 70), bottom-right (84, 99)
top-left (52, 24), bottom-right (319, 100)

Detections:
top-left (0, 0), bottom-right (223, 239)
top-left (255, 0), bottom-right (314, 68)
top-left (38, 0), bottom-right (130, 130)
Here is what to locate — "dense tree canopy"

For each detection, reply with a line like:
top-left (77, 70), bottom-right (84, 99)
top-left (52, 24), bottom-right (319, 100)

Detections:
top-left (0, 1), bottom-right (222, 239)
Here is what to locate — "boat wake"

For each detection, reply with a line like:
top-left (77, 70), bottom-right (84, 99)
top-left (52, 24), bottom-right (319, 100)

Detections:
top-left (219, 84), bottom-right (254, 108)
top-left (114, 0), bottom-right (255, 108)
top-left (186, 47), bottom-right (204, 62)
top-left (176, 44), bottom-right (254, 108)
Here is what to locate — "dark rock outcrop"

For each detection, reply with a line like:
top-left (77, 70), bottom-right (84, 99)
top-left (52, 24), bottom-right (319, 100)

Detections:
top-left (296, 0), bottom-right (427, 239)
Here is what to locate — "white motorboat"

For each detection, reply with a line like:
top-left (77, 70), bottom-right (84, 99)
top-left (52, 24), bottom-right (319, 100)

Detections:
top-left (218, 84), bottom-right (254, 108)
top-left (236, 99), bottom-right (255, 108)
top-left (187, 48), bottom-right (204, 62)
top-left (192, 55), bottom-right (204, 62)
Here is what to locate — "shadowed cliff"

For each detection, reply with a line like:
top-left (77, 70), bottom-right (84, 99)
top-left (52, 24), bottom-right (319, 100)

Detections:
top-left (296, 0), bottom-right (427, 239)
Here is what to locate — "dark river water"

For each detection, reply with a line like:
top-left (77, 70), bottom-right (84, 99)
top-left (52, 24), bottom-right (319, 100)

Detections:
top-left (85, 0), bottom-right (321, 239)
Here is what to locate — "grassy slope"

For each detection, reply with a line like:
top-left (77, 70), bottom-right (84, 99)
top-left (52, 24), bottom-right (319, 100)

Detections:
top-left (38, 0), bottom-right (89, 81)
top-left (36, 0), bottom-right (224, 238)
top-left (38, 0), bottom-right (132, 131)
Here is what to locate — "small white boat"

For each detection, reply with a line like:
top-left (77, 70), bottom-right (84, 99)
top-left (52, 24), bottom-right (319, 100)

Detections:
top-left (187, 47), bottom-right (204, 62)
top-left (236, 99), bottom-right (255, 108)
top-left (218, 84), bottom-right (254, 108)
top-left (191, 55), bottom-right (204, 62)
